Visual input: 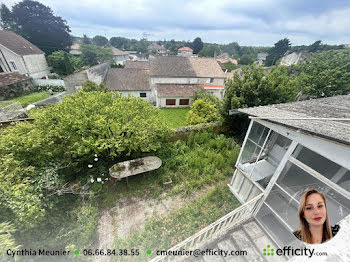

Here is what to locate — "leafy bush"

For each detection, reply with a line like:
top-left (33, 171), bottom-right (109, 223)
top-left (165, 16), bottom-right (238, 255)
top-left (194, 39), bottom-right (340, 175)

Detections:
top-left (48, 50), bottom-right (82, 75)
top-left (186, 99), bottom-right (221, 125)
top-left (81, 80), bottom-right (108, 92)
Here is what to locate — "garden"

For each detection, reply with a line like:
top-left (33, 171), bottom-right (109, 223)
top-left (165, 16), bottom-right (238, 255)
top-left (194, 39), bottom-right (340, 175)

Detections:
top-left (0, 86), bottom-right (241, 262)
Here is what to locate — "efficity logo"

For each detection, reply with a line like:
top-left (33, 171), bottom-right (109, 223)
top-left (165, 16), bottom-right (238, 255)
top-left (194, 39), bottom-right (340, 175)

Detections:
top-left (263, 244), bottom-right (315, 258)
top-left (263, 245), bottom-right (274, 256)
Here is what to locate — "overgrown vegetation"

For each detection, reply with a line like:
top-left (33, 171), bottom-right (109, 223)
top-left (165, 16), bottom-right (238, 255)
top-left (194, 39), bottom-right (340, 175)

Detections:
top-left (113, 184), bottom-right (240, 261)
top-left (99, 131), bottom-right (240, 206)
top-left (0, 90), bottom-right (170, 252)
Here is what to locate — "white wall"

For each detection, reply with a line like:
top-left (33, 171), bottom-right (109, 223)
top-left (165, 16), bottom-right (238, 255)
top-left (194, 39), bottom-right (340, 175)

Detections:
top-left (117, 91), bottom-right (152, 102)
top-left (0, 45), bottom-right (27, 74)
top-left (23, 54), bottom-right (50, 79)
top-left (158, 97), bottom-right (194, 108)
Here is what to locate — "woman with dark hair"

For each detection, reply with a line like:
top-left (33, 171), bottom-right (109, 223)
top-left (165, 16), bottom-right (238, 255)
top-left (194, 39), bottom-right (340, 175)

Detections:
top-left (294, 189), bottom-right (340, 244)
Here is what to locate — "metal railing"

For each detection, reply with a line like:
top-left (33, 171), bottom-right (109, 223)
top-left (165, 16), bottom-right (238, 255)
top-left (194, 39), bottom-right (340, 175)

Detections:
top-left (150, 193), bottom-right (264, 262)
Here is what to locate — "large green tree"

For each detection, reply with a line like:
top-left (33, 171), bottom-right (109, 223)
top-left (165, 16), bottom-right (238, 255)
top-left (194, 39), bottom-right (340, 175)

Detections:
top-left (297, 49), bottom-right (350, 98)
top-left (48, 51), bottom-right (81, 75)
top-left (1, 0), bottom-right (72, 54)
top-left (92, 35), bottom-right (109, 46)
top-left (110, 36), bottom-right (130, 49)
top-left (222, 64), bottom-right (299, 122)
top-left (198, 44), bottom-right (220, 57)
top-left (265, 38), bottom-right (291, 66)
top-left (192, 37), bottom-right (204, 54)
top-left (80, 44), bottom-right (113, 66)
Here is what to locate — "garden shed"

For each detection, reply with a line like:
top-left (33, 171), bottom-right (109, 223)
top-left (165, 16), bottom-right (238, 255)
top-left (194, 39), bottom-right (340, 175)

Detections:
top-left (151, 95), bottom-right (350, 262)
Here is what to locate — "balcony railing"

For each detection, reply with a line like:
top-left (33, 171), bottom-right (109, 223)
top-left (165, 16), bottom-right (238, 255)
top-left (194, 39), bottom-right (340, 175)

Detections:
top-left (150, 193), bottom-right (264, 262)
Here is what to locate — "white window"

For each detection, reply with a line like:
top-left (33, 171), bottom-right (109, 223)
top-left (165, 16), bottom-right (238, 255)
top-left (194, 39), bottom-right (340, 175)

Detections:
top-left (9, 61), bottom-right (18, 71)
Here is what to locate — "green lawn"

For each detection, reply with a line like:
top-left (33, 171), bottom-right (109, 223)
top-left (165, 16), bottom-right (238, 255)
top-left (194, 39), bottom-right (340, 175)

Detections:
top-left (1, 92), bottom-right (52, 108)
top-left (159, 108), bottom-right (190, 129)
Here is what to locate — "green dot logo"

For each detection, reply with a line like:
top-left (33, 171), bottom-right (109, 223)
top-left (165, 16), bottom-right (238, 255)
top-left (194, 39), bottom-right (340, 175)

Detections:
top-left (74, 250), bottom-right (80, 255)
top-left (147, 250), bottom-right (152, 255)
top-left (263, 245), bottom-right (274, 256)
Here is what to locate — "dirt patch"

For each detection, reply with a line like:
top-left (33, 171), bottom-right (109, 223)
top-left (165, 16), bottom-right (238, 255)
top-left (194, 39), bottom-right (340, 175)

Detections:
top-left (95, 181), bottom-right (228, 261)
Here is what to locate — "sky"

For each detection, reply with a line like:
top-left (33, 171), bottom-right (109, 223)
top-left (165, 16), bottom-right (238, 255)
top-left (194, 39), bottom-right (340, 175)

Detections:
top-left (2, 0), bottom-right (350, 46)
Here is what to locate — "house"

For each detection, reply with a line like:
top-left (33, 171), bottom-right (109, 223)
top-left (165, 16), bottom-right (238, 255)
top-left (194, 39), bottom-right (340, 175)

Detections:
top-left (177, 47), bottom-right (193, 57)
top-left (256, 52), bottom-right (268, 66)
top-left (151, 95), bottom-right (350, 262)
top-left (156, 84), bottom-right (203, 107)
top-left (147, 43), bottom-right (167, 55)
top-left (280, 52), bottom-right (311, 66)
top-left (104, 56), bottom-right (226, 107)
top-left (0, 30), bottom-right (50, 79)
top-left (69, 43), bottom-right (82, 55)
top-left (217, 52), bottom-right (238, 64)
top-left (111, 47), bottom-right (130, 65)
top-left (150, 56), bottom-right (226, 107)
top-left (127, 51), bottom-right (149, 61)
top-left (0, 72), bottom-right (33, 100)
top-left (104, 68), bottom-right (151, 99)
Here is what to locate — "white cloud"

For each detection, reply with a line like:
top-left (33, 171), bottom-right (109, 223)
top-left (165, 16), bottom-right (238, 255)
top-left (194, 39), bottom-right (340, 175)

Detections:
top-left (2, 0), bottom-right (350, 45)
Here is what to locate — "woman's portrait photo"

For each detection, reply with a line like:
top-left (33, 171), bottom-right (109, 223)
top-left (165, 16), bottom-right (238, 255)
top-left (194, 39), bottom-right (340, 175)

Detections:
top-left (294, 189), bottom-right (340, 244)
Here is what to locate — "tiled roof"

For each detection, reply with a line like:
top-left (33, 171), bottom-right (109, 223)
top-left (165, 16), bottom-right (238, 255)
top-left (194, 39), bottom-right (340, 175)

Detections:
top-left (0, 30), bottom-right (44, 55)
top-left (178, 47), bottom-right (193, 52)
top-left (148, 43), bottom-right (166, 50)
top-left (238, 95), bottom-right (350, 145)
top-left (112, 47), bottom-right (129, 56)
top-left (104, 68), bottom-right (150, 91)
top-left (149, 56), bottom-right (226, 78)
top-left (124, 61), bottom-right (150, 70)
top-left (217, 53), bottom-right (231, 59)
top-left (156, 84), bottom-right (203, 97)
top-left (0, 72), bottom-right (31, 87)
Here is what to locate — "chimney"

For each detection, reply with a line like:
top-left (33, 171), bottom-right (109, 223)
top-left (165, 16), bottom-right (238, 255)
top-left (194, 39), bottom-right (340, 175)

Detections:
top-left (214, 50), bottom-right (217, 60)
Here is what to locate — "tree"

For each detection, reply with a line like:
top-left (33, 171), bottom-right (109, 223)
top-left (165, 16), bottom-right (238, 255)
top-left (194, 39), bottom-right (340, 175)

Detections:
top-left (92, 35), bottom-right (108, 46)
top-left (0, 3), bottom-right (15, 30)
top-left (82, 34), bottom-right (91, 44)
top-left (48, 51), bottom-right (81, 75)
top-left (186, 99), bottom-right (220, 125)
top-left (308, 40), bottom-right (322, 53)
top-left (192, 37), bottom-right (204, 54)
top-left (110, 37), bottom-right (129, 49)
top-left (265, 38), bottom-right (291, 66)
top-left (64, 52), bottom-right (74, 75)
top-left (297, 49), bottom-right (350, 98)
top-left (239, 54), bottom-right (254, 65)
top-left (80, 44), bottom-right (113, 66)
top-left (4, 0), bottom-right (72, 54)
top-left (198, 44), bottom-right (220, 57)
top-left (222, 64), bottom-right (298, 122)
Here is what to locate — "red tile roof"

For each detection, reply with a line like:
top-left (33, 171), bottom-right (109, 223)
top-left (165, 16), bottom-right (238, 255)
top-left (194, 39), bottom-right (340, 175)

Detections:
top-left (0, 30), bottom-right (44, 55)
top-left (178, 47), bottom-right (193, 52)
top-left (0, 72), bottom-right (31, 87)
